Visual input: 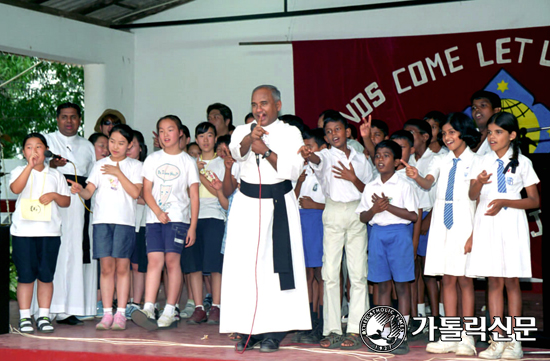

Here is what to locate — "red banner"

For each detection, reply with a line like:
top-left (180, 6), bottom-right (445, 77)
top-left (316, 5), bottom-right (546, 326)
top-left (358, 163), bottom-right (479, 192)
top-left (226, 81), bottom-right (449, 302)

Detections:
top-left (293, 25), bottom-right (550, 154)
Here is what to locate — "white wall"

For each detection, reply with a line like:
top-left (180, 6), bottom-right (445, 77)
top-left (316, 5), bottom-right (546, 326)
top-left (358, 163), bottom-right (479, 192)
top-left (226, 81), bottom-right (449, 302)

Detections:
top-left (0, 3), bottom-right (135, 137)
top-left (132, 0), bottom-right (550, 150)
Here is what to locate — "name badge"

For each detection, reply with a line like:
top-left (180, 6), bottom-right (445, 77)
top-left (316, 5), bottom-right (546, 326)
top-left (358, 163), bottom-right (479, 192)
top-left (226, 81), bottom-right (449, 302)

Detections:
top-left (20, 199), bottom-right (52, 222)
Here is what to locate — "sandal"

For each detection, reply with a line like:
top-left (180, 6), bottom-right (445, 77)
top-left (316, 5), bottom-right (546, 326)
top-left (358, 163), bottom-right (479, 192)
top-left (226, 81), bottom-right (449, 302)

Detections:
top-left (341, 333), bottom-right (362, 350)
top-left (19, 318), bottom-right (34, 334)
top-left (320, 332), bottom-right (343, 349)
top-left (229, 333), bottom-right (242, 341)
top-left (36, 316), bottom-right (54, 333)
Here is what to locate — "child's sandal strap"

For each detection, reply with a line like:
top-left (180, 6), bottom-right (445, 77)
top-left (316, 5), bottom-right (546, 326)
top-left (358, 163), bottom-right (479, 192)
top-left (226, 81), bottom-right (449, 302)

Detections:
top-left (36, 316), bottom-right (54, 333)
top-left (19, 318), bottom-right (34, 333)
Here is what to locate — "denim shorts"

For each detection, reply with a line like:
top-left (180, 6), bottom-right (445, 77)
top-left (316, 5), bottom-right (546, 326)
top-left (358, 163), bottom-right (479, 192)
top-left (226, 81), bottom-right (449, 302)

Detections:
top-left (93, 223), bottom-right (136, 259)
top-left (12, 236), bottom-right (61, 283)
top-left (146, 222), bottom-right (189, 254)
top-left (181, 218), bottom-right (224, 274)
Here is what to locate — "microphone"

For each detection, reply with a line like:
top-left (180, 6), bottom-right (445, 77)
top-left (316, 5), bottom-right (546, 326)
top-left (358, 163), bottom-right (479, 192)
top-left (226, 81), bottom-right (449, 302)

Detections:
top-left (45, 150), bottom-right (72, 163)
top-left (250, 123), bottom-right (260, 167)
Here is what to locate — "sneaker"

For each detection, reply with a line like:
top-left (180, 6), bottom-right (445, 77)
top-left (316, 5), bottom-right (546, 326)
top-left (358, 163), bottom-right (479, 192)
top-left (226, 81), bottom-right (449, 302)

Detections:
top-left (125, 303), bottom-right (140, 320)
top-left (96, 300), bottom-right (104, 319)
top-left (187, 307), bottom-right (207, 325)
top-left (96, 313), bottom-right (114, 330)
top-left (426, 339), bottom-right (458, 354)
top-left (157, 313), bottom-right (177, 328)
top-left (76, 315), bottom-right (95, 321)
top-left (456, 332), bottom-right (477, 356)
top-left (179, 301), bottom-right (195, 319)
top-left (479, 339), bottom-right (507, 359)
top-left (502, 340), bottom-right (523, 359)
top-left (207, 306), bottom-right (220, 325)
top-left (203, 294), bottom-right (212, 311)
top-left (132, 308), bottom-right (158, 331)
top-left (391, 339), bottom-right (410, 355)
top-left (111, 312), bottom-right (127, 331)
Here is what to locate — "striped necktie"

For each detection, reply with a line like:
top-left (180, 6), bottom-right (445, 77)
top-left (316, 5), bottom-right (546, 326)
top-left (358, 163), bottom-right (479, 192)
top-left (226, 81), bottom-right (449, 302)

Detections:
top-left (496, 159), bottom-right (507, 193)
top-left (443, 158), bottom-right (460, 229)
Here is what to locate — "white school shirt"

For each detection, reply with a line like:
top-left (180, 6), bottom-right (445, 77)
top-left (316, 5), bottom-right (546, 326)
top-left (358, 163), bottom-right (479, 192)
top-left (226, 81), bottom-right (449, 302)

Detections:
top-left (409, 148), bottom-right (436, 210)
top-left (142, 150), bottom-right (200, 224)
top-left (87, 157), bottom-right (143, 227)
top-left (428, 147), bottom-right (476, 197)
top-left (476, 137), bottom-right (491, 156)
top-left (298, 164), bottom-right (325, 206)
top-left (44, 131), bottom-right (95, 177)
top-left (10, 165), bottom-right (70, 237)
top-left (468, 148), bottom-right (539, 198)
top-left (310, 146), bottom-right (373, 202)
top-left (198, 156), bottom-right (226, 220)
top-left (356, 173), bottom-right (418, 226)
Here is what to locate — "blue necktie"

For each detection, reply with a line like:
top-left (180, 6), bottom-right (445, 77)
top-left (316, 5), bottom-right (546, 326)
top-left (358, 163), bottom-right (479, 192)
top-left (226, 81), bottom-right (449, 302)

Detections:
top-left (496, 159), bottom-right (507, 193)
top-left (443, 158), bottom-right (460, 230)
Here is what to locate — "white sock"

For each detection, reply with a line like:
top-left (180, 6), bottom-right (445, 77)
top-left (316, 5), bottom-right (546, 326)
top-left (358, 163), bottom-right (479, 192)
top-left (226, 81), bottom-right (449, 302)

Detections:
top-left (144, 302), bottom-right (154, 313)
top-left (439, 303), bottom-right (445, 316)
top-left (163, 304), bottom-right (175, 316)
top-left (212, 303), bottom-right (220, 308)
top-left (20, 309), bottom-right (31, 319)
top-left (187, 299), bottom-right (195, 304)
top-left (404, 315), bottom-right (410, 325)
top-left (38, 308), bottom-right (50, 318)
top-left (117, 308), bottom-right (125, 315)
top-left (196, 304), bottom-right (204, 310)
top-left (417, 303), bottom-right (426, 316)
top-left (175, 303), bottom-right (179, 309)
top-left (104, 308), bottom-right (113, 315)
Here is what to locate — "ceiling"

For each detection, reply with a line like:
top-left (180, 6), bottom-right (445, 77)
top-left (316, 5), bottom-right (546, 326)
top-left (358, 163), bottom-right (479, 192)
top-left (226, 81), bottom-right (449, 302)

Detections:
top-left (0, 0), bottom-right (195, 28)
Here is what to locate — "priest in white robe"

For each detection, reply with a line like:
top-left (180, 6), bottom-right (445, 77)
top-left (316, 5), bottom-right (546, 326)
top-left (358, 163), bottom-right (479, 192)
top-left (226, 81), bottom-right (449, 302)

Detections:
top-left (220, 85), bottom-right (310, 352)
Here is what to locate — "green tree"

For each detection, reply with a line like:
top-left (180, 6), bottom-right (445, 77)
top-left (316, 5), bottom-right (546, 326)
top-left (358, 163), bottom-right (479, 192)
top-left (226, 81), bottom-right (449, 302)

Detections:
top-left (0, 52), bottom-right (84, 158)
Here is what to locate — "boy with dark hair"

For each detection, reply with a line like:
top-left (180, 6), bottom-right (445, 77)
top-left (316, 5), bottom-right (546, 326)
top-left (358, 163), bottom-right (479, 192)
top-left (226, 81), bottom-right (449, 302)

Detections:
top-left (470, 90), bottom-right (501, 154)
top-left (356, 140), bottom-right (419, 354)
top-left (403, 118), bottom-right (443, 320)
top-left (299, 113), bottom-right (373, 350)
top-left (293, 128), bottom-right (327, 344)
top-left (207, 103), bottom-right (234, 137)
top-left (318, 109), bottom-right (364, 153)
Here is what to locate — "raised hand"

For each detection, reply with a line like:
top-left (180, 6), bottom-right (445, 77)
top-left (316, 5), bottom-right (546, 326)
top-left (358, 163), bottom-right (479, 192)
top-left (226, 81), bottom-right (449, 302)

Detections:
top-left (477, 170), bottom-right (492, 185)
top-left (400, 159), bottom-right (418, 179)
top-left (224, 154), bottom-right (235, 169)
top-left (297, 145), bottom-right (313, 159)
top-left (297, 169), bottom-right (307, 184)
top-left (251, 124), bottom-right (269, 141)
top-left (332, 161), bottom-right (356, 182)
top-left (50, 157), bottom-right (68, 168)
top-left (359, 115), bottom-right (372, 138)
top-left (67, 179), bottom-right (83, 194)
top-left (210, 172), bottom-right (223, 191)
top-left (197, 158), bottom-right (206, 171)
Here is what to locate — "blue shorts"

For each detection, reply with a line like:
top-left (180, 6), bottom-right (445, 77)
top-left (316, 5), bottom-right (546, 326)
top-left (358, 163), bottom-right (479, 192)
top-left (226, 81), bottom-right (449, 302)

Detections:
top-left (93, 224), bottom-right (136, 259)
top-left (368, 223), bottom-right (415, 283)
top-left (131, 226), bottom-right (148, 273)
top-left (12, 236), bottom-right (61, 283)
top-left (146, 222), bottom-right (189, 254)
top-left (300, 208), bottom-right (323, 268)
top-left (182, 218), bottom-right (224, 274)
top-left (417, 211), bottom-right (431, 257)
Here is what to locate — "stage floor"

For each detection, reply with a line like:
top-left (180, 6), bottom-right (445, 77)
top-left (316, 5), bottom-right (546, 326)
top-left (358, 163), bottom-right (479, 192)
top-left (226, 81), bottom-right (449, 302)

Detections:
top-left (1, 294), bottom-right (549, 361)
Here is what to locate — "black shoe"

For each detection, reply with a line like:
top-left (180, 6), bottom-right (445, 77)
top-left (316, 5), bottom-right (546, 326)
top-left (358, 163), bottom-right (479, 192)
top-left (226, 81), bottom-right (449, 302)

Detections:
top-left (260, 338), bottom-right (280, 353)
top-left (56, 315), bottom-right (84, 326)
top-left (235, 336), bottom-right (261, 351)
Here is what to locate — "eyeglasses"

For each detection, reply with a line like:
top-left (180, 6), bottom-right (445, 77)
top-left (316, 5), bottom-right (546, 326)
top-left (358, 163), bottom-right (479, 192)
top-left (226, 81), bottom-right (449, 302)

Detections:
top-left (102, 120), bottom-right (120, 126)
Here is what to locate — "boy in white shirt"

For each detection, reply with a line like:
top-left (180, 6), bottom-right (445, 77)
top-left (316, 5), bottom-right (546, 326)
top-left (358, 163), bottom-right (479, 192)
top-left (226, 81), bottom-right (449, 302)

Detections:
top-left (356, 140), bottom-right (419, 354)
top-left (299, 113), bottom-right (373, 350)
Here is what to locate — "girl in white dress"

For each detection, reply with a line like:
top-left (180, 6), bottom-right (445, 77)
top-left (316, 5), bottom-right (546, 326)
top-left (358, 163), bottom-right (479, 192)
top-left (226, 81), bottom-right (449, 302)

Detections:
top-left (468, 112), bottom-right (540, 359)
top-left (404, 113), bottom-right (480, 356)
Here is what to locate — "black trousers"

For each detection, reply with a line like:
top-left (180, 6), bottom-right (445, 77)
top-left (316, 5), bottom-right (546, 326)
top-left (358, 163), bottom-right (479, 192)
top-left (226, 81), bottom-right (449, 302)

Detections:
top-left (240, 331), bottom-right (287, 342)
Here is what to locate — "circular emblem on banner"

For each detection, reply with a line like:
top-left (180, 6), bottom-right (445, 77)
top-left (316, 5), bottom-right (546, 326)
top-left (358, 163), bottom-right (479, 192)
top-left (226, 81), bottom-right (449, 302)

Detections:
top-left (360, 306), bottom-right (407, 352)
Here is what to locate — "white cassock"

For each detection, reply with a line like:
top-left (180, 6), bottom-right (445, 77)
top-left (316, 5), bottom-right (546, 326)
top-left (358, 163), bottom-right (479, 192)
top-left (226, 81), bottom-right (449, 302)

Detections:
top-left (220, 119), bottom-right (311, 335)
top-left (31, 131), bottom-right (97, 317)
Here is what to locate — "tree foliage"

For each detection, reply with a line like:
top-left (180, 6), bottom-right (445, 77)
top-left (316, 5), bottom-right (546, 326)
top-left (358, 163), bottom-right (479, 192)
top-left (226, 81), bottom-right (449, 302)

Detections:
top-left (0, 52), bottom-right (84, 158)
